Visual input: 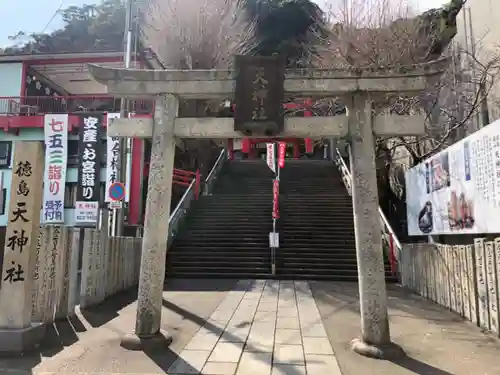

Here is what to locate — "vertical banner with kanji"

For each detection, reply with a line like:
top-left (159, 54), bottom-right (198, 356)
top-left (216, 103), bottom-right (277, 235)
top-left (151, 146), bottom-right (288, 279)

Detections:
top-left (266, 143), bottom-right (276, 173)
top-left (272, 179), bottom-right (280, 219)
top-left (42, 114), bottom-right (68, 224)
top-left (278, 142), bottom-right (286, 169)
top-left (105, 113), bottom-right (121, 203)
top-left (75, 113), bottom-right (103, 226)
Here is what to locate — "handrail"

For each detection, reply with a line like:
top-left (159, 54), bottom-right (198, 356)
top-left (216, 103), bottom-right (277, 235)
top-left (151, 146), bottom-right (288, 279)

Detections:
top-left (333, 148), bottom-right (402, 269)
top-left (203, 148), bottom-right (227, 196)
top-left (205, 148), bottom-right (226, 183)
top-left (167, 148), bottom-right (227, 247)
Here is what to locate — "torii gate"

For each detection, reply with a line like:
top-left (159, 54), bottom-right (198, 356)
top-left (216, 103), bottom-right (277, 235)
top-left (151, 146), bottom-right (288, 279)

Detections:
top-left (89, 59), bottom-right (447, 356)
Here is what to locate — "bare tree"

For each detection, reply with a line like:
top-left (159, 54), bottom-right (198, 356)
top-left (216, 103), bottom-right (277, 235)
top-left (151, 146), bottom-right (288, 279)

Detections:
top-left (138, 0), bottom-right (257, 181)
top-left (140, 0), bottom-right (256, 70)
top-left (309, 0), bottom-right (500, 237)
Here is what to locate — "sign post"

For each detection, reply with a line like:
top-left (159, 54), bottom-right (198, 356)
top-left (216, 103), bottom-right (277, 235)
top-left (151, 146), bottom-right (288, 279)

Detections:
top-left (108, 182), bottom-right (126, 210)
top-left (267, 142), bottom-right (284, 275)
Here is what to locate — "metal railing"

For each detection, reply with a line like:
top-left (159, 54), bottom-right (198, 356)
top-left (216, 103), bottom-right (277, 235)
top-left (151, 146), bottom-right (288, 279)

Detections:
top-left (333, 148), bottom-right (402, 274)
top-left (203, 148), bottom-right (227, 196)
top-left (0, 95), bottom-right (154, 115)
top-left (167, 148), bottom-right (227, 247)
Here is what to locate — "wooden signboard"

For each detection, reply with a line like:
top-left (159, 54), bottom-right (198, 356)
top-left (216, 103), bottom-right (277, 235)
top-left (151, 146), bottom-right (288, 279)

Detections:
top-left (234, 55), bottom-right (285, 136)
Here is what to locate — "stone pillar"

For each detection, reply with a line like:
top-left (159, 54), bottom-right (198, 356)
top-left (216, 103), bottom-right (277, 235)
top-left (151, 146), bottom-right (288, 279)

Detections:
top-left (0, 141), bottom-right (45, 353)
top-left (121, 94), bottom-right (176, 349)
top-left (346, 94), bottom-right (401, 358)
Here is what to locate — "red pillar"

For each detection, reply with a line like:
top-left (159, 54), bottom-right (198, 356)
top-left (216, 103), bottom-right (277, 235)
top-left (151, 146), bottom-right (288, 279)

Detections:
top-left (305, 138), bottom-right (313, 154)
top-left (129, 138), bottom-right (144, 225)
top-left (293, 141), bottom-right (300, 159)
top-left (242, 138), bottom-right (250, 153)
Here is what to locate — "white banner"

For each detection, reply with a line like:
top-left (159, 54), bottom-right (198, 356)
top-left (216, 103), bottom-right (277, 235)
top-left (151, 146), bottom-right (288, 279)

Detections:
top-left (266, 143), bottom-right (276, 173)
top-left (105, 113), bottom-right (121, 202)
top-left (406, 118), bottom-right (500, 235)
top-left (42, 114), bottom-right (68, 224)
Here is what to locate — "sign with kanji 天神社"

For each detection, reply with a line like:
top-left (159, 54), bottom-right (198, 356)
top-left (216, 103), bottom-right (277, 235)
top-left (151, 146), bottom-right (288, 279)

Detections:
top-left (75, 113), bottom-right (103, 225)
top-left (42, 114), bottom-right (68, 224)
top-left (0, 141), bottom-right (44, 328)
top-left (234, 55), bottom-right (285, 135)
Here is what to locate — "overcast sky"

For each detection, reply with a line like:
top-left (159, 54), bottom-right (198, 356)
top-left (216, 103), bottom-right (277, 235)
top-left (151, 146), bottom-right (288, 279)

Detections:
top-left (0, 0), bottom-right (449, 48)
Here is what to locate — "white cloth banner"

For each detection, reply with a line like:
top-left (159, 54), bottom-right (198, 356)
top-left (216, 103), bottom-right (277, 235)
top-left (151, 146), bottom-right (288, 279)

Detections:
top-left (105, 113), bottom-right (121, 202)
top-left (42, 114), bottom-right (68, 224)
top-left (266, 143), bottom-right (276, 173)
top-left (406, 118), bottom-right (500, 235)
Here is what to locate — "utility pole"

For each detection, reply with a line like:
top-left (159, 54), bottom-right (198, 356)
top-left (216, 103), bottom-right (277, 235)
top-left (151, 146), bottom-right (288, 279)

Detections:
top-left (115, 0), bottom-right (134, 236)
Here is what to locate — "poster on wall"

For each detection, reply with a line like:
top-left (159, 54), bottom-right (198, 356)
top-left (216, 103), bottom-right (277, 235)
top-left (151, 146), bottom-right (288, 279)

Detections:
top-left (42, 114), bottom-right (68, 224)
top-left (406, 118), bottom-right (500, 235)
top-left (75, 113), bottom-right (103, 226)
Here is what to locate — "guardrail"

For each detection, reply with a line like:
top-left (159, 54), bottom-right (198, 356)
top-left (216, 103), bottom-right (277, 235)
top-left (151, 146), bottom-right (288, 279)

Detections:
top-left (333, 148), bottom-right (402, 274)
top-left (167, 148), bottom-right (226, 247)
top-left (173, 168), bottom-right (201, 199)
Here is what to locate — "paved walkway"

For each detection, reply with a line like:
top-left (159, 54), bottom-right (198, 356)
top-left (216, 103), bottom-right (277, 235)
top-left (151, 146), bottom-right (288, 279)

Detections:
top-left (2, 279), bottom-right (500, 375)
top-left (168, 280), bottom-right (340, 375)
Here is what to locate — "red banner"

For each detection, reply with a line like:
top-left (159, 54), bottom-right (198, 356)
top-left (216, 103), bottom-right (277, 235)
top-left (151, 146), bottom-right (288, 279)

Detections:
top-left (278, 142), bottom-right (286, 169)
top-left (272, 179), bottom-right (280, 219)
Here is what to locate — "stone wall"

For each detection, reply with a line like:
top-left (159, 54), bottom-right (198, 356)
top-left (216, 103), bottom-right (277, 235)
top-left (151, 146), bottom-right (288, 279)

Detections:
top-left (29, 226), bottom-right (141, 324)
top-left (400, 239), bottom-right (500, 335)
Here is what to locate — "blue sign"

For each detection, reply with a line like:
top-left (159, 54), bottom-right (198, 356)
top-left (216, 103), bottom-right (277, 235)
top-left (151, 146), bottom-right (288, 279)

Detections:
top-left (109, 182), bottom-right (126, 201)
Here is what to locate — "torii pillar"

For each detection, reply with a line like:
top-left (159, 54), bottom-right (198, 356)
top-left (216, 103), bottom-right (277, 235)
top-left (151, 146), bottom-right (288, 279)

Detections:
top-left (88, 59), bottom-right (447, 355)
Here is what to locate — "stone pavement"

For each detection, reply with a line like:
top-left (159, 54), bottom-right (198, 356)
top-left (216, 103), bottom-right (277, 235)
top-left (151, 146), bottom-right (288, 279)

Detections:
top-left (167, 280), bottom-right (340, 375)
top-left (2, 279), bottom-right (500, 375)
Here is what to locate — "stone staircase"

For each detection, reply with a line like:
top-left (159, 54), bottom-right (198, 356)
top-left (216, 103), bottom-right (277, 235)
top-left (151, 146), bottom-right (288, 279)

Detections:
top-left (167, 160), bottom-right (273, 278)
top-left (276, 160), bottom-right (394, 280)
top-left (167, 159), bottom-right (396, 281)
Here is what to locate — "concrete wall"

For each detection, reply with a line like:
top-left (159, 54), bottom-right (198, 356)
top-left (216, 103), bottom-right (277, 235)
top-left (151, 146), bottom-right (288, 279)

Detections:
top-left (0, 62), bottom-right (23, 97)
top-left (455, 1), bottom-right (500, 125)
top-left (0, 128), bottom-right (108, 227)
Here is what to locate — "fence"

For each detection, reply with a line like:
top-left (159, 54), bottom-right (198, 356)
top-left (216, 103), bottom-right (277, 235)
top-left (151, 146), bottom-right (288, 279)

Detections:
top-left (31, 226), bottom-right (141, 324)
top-left (400, 239), bottom-right (500, 335)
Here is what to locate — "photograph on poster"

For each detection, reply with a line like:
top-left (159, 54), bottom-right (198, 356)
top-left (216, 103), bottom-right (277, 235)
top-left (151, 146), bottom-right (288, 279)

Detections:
top-left (406, 118), bottom-right (500, 235)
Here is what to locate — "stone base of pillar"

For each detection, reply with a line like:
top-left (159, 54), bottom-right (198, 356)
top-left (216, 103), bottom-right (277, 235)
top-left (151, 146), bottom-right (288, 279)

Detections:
top-left (0, 323), bottom-right (46, 354)
top-left (120, 329), bottom-right (173, 351)
top-left (351, 338), bottom-right (405, 360)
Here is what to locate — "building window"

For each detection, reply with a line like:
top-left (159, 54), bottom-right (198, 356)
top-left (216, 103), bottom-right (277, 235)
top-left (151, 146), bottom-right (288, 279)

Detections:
top-left (0, 188), bottom-right (6, 214)
top-left (0, 142), bottom-right (12, 169)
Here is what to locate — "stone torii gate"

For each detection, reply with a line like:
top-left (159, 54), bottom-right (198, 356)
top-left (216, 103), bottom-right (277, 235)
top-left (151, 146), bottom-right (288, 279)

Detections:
top-left (89, 59), bottom-right (446, 356)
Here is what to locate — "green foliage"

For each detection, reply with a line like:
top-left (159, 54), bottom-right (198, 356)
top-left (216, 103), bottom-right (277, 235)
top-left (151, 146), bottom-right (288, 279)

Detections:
top-left (2, 0), bottom-right (126, 54)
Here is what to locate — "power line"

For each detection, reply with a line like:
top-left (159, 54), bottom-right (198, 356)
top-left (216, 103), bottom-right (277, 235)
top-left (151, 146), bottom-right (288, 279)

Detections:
top-left (40, 0), bottom-right (66, 34)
